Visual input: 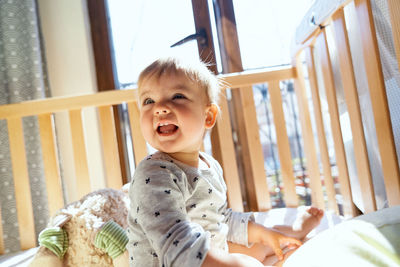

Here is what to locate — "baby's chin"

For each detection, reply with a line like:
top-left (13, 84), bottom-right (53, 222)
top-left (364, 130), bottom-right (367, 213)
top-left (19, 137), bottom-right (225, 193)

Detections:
top-left (149, 142), bottom-right (179, 154)
top-left (148, 137), bottom-right (203, 156)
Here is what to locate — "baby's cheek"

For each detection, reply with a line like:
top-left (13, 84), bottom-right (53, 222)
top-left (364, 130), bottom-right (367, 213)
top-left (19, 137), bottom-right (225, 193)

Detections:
top-left (140, 120), bottom-right (154, 142)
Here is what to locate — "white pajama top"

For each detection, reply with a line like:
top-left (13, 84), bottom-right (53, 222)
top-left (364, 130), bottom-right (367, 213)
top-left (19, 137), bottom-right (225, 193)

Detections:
top-left (127, 151), bottom-right (254, 267)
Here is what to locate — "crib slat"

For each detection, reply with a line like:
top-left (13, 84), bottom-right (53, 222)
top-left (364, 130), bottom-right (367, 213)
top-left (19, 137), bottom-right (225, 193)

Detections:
top-left (211, 91), bottom-right (245, 212)
top-left (98, 105), bottom-right (123, 189)
top-left (268, 81), bottom-right (298, 207)
top-left (317, 30), bottom-right (375, 213)
top-left (332, 9), bottom-right (376, 215)
top-left (38, 114), bottom-right (64, 216)
top-left (304, 48), bottom-right (340, 215)
top-left (293, 56), bottom-right (325, 210)
top-left (69, 109), bottom-right (91, 198)
top-left (232, 86), bottom-right (271, 211)
top-left (387, 0), bottom-right (400, 72)
top-left (127, 102), bottom-right (148, 165)
top-left (7, 118), bottom-right (36, 250)
top-left (355, 0), bottom-right (400, 207)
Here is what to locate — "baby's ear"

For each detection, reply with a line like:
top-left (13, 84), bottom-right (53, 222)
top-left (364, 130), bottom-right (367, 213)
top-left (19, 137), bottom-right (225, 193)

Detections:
top-left (205, 104), bottom-right (218, 128)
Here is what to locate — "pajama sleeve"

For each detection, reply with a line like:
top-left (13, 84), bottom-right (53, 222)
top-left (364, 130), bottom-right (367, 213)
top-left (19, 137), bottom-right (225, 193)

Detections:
top-left (129, 159), bottom-right (210, 267)
top-left (207, 152), bottom-right (255, 247)
top-left (223, 208), bottom-right (255, 247)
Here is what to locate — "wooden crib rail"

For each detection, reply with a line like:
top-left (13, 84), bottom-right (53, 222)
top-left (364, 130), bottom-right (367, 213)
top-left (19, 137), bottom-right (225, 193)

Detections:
top-left (0, 89), bottom-right (137, 119)
top-left (0, 66), bottom-right (301, 253)
top-left (292, 0), bottom-right (400, 215)
top-left (0, 89), bottom-right (145, 252)
top-left (221, 67), bottom-right (298, 211)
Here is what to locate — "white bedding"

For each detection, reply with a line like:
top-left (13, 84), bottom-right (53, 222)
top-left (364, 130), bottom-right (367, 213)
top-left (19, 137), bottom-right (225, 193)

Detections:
top-left (283, 206), bottom-right (400, 267)
top-left (0, 247), bottom-right (38, 267)
top-left (254, 206), bottom-right (343, 237)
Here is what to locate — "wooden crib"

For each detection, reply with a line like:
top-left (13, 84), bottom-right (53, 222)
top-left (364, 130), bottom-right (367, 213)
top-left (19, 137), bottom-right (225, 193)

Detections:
top-left (0, 0), bottom-right (399, 257)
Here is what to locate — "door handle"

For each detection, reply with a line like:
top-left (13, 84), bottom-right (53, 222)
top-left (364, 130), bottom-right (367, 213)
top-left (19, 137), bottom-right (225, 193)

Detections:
top-left (170, 28), bottom-right (208, 48)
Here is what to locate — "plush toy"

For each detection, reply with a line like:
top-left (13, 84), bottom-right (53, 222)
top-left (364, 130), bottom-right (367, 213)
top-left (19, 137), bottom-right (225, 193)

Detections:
top-left (29, 185), bottom-right (131, 267)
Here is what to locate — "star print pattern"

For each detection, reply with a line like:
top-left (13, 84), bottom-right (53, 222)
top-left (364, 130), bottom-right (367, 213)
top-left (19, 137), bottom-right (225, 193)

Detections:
top-left (127, 151), bottom-right (254, 267)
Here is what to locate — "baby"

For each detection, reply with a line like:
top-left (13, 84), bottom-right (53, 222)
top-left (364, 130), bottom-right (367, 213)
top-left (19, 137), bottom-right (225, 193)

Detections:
top-left (127, 56), bottom-right (323, 267)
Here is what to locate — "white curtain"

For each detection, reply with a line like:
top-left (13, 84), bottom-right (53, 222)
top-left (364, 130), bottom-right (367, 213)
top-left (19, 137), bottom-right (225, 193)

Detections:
top-left (0, 0), bottom-right (51, 253)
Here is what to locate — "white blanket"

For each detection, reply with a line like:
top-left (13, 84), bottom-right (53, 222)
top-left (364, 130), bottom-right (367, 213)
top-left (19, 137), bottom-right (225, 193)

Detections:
top-left (283, 206), bottom-right (400, 267)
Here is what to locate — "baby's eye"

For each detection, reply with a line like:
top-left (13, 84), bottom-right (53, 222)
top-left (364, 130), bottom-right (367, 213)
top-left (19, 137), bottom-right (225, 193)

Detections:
top-left (172, 93), bottom-right (186, 100)
top-left (143, 98), bottom-right (154, 105)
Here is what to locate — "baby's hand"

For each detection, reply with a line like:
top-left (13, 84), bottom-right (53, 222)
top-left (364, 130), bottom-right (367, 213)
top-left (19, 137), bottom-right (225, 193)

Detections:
top-left (248, 222), bottom-right (302, 261)
top-left (274, 248), bottom-right (297, 267)
top-left (261, 228), bottom-right (301, 261)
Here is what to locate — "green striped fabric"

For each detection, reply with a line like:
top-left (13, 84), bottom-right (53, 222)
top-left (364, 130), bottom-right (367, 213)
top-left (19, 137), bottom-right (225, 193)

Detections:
top-left (94, 220), bottom-right (128, 259)
top-left (38, 227), bottom-right (68, 259)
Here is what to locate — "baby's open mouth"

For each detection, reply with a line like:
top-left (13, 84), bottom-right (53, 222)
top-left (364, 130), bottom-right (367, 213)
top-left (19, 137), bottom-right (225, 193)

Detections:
top-left (157, 123), bottom-right (178, 134)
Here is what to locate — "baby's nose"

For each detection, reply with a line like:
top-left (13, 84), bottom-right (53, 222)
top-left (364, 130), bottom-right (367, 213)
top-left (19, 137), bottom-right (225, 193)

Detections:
top-left (155, 109), bottom-right (168, 114)
top-left (154, 105), bottom-right (170, 115)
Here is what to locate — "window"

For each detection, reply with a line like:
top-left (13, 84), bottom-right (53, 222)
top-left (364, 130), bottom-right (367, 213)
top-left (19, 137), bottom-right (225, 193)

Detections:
top-left (107, 0), bottom-right (199, 88)
top-left (89, 0), bottom-right (315, 209)
top-left (233, 0), bottom-right (314, 70)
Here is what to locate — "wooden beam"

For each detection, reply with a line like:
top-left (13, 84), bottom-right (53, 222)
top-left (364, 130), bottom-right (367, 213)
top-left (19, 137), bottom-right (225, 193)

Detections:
top-left (355, 0), bottom-right (400, 207)
top-left (0, 89), bottom-right (138, 119)
top-left (220, 67), bottom-right (296, 89)
top-left (293, 56), bottom-right (325, 210)
top-left (69, 109), bottom-right (91, 198)
top-left (269, 81), bottom-right (298, 207)
top-left (232, 85), bottom-right (272, 211)
top-left (38, 114), bottom-right (64, 216)
top-left (317, 30), bottom-right (370, 213)
top-left (305, 47), bottom-right (339, 215)
top-left (332, 8), bottom-right (374, 215)
top-left (127, 102), bottom-right (148, 165)
top-left (98, 106), bottom-right (123, 189)
top-left (7, 118), bottom-right (36, 250)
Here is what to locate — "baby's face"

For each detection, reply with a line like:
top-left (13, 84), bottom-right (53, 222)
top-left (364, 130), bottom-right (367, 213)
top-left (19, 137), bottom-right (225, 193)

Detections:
top-left (138, 71), bottom-right (211, 154)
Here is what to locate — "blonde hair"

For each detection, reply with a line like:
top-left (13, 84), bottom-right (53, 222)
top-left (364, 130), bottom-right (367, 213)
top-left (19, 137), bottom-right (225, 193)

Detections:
top-left (137, 56), bottom-right (220, 106)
